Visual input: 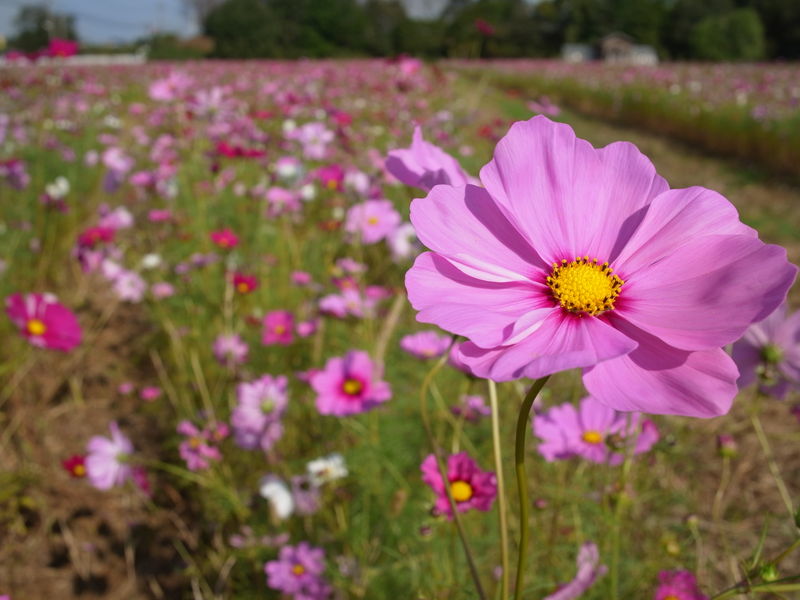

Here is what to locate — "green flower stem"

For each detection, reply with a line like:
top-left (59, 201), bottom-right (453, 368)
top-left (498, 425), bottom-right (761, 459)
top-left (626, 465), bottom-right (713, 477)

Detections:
top-left (489, 380), bottom-right (510, 600)
top-left (419, 346), bottom-right (487, 600)
top-left (750, 404), bottom-right (795, 519)
top-left (513, 376), bottom-right (550, 600)
top-left (711, 573), bottom-right (800, 599)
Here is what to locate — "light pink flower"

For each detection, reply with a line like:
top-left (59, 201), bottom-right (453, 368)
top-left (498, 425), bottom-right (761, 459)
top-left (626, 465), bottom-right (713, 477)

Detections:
top-left (543, 542), bottom-right (607, 600)
top-left (534, 396), bottom-right (659, 465)
top-left (405, 116), bottom-right (796, 417)
top-left (345, 200), bottom-right (401, 244)
top-left (400, 330), bottom-right (451, 359)
top-left (232, 375), bottom-right (288, 452)
top-left (213, 333), bottom-right (249, 365)
top-left (6, 292), bottom-right (81, 351)
top-left (85, 422), bottom-right (134, 490)
top-left (420, 452), bottom-right (497, 518)
top-left (311, 350), bottom-right (391, 416)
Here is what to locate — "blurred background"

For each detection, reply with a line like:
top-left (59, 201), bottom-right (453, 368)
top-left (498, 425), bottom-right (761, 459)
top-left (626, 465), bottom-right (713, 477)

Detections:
top-left (0, 0), bottom-right (798, 62)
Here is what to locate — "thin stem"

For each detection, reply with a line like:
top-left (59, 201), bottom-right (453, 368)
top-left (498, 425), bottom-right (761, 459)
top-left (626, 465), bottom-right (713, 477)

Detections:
top-left (750, 408), bottom-right (794, 519)
top-left (711, 573), bottom-right (800, 599)
top-left (488, 380), bottom-right (509, 600)
top-left (419, 347), bottom-right (488, 600)
top-left (513, 376), bottom-right (550, 600)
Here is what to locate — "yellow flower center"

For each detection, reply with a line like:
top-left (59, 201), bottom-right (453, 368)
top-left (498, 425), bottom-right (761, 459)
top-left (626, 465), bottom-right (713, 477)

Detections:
top-left (292, 564), bottom-right (305, 576)
top-left (326, 179), bottom-right (338, 190)
top-left (367, 216), bottom-right (379, 226)
top-left (73, 464), bottom-right (86, 477)
top-left (189, 437), bottom-right (203, 449)
top-left (342, 378), bottom-right (363, 396)
top-left (582, 430), bottom-right (604, 444)
top-left (664, 596), bottom-right (679, 600)
top-left (273, 325), bottom-right (286, 335)
top-left (26, 319), bottom-right (46, 336)
top-left (547, 257), bottom-right (623, 316)
top-left (450, 480), bottom-right (473, 503)
top-left (236, 282), bottom-right (250, 293)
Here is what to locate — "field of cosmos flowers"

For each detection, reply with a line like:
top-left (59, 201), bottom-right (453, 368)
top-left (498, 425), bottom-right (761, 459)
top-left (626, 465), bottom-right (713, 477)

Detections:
top-left (1, 58), bottom-right (800, 600)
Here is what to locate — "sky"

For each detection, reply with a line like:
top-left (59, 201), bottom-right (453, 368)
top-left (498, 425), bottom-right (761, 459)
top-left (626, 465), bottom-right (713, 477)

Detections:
top-left (0, 0), bottom-right (196, 44)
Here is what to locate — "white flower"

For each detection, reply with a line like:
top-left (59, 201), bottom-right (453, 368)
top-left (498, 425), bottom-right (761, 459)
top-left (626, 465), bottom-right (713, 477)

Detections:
top-left (300, 183), bottom-right (316, 202)
top-left (140, 253), bottom-right (162, 270)
top-left (259, 475), bottom-right (295, 519)
top-left (45, 176), bottom-right (70, 199)
top-left (307, 453), bottom-right (348, 486)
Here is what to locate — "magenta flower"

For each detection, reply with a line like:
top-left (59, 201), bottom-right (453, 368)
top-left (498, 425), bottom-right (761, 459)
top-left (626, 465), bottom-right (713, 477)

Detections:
top-left (345, 200), bottom-right (401, 244)
top-left (263, 310), bottom-right (295, 346)
top-left (731, 303), bottom-right (800, 398)
top-left (6, 292), bottom-right (82, 351)
top-left (311, 350), bottom-right (391, 416)
top-left (210, 228), bottom-right (239, 249)
top-left (405, 116), bottom-right (796, 417)
top-left (400, 330), bottom-right (452, 359)
top-left (386, 126), bottom-right (476, 192)
top-left (654, 570), bottom-right (708, 600)
top-left (85, 422), bottom-right (134, 490)
top-left (420, 452), bottom-right (497, 518)
top-left (232, 375), bottom-right (288, 452)
top-left (213, 333), bottom-right (249, 365)
top-left (534, 396), bottom-right (659, 465)
top-left (232, 272), bottom-right (259, 294)
top-left (264, 542), bottom-right (331, 599)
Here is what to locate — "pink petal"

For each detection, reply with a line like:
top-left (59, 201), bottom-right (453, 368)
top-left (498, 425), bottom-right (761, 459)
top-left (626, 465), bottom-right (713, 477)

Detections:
top-left (458, 312), bottom-right (637, 381)
top-left (619, 235), bottom-right (797, 351)
top-left (479, 117), bottom-right (666, 263)
top-left (583, 320), bottom-right (738, 417)
top-left (614, 186), bottom-right (755, 277)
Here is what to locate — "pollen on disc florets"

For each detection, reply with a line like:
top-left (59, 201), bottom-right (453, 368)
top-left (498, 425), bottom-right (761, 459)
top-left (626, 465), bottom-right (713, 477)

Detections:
top-left (546, 256), bottom-right (624, 316)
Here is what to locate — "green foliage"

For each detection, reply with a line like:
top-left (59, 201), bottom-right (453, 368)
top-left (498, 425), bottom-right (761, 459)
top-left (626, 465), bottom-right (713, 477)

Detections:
top-left (690, 8), bottom-right (766, 61)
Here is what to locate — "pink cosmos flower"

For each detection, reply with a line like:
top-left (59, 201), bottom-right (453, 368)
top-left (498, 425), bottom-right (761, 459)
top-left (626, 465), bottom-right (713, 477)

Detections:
top-left (405, 116), bottom-right (796, 417)
top-left (386, 126), bottom-right (477, 192)
top-left (140, 386), bottom-right (162, 402)
top-left (151, 282), bottom-right (176, 299)
top-left (177, 420), bottom-right (228, 471)
top-left (213, 333), bottom-right (249, 366)
top-left (232, 375), bottom-right (288, 452)
top-left (451, 395), bottom-right (491, 421)
top-left (654, 570), bottom-right (708, 600)
top-left (534, 396), bottom-right (659, 465)
top-left (85, 422), bottom-right (134, 490)
top-left (344, 200), bottom-right (401, 244)
top-left (210, 228), bottom-right (239, 249)
top-left (316, 164), bottom-right (345, 191)
top-left (420, 452), bottom-right (497, 518)
top-left (6, 293), bottom-right (82, 351)
top-left (232, 272), bottom-right (258, 294)
top-left (543, 543), bottom-right (607, 600)
top-left (311, 350), bottom-right (391, 416)
top-left (263, 310), bottom-right (294, 346)
top-left (400, 330), bottom-right (452, 359)
top-left (731, 302), bottom-right (800, 398)
top-left (264, 542), bottom-right (331, 599)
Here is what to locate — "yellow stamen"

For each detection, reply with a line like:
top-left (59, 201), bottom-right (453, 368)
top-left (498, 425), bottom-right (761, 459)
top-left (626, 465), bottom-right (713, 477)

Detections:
top-left (342, 378), bottom-right (363, 396)
top-left (74, 464), bottom-right (86, 477)
top-left (663, 596), bottom-right (679, 600)
top-left (189, 437), bottom-right (203, 449)
top-left (292, 564), bottom-right (305, 576)
top-left (450, 480), bottom-right (474, 503)
top-left (582, 430), bottom-right (604, 444)
top-left (236, 282), bottom-right (250, 293)
top-left (26, 319), bottom-right (46, 336)
top-left (547, 256), bottom-right (623, 316)
top-left (326, 180), bottom-right (338, 190)
top-left (367, 216), bottom-right (379, 226)
top-left (273, 325), bottom-right (286, 335)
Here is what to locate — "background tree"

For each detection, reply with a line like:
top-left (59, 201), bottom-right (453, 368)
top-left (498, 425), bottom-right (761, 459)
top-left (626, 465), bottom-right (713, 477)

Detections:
top-left (9, 4), bottom-right (77, 52)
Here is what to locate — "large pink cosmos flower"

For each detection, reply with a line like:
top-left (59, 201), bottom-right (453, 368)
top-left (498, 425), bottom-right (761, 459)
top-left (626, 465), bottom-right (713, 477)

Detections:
top-left (6, 293), bottom-right (82, 351)
top-left (420, 452), bottom-right (497, 518)
top-left (311, 351), bottom-right (391, 416)
top-left (405, 116), bottom-right (796, 417)
top-left (85, 422), bottom-right (134, 490)
top-left (344, 200), bottom-right (401, 244)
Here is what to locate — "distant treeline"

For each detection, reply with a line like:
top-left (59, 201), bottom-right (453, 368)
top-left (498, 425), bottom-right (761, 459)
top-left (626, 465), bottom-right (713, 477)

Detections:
top-left (201, 0), bottom-right (800, 60)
